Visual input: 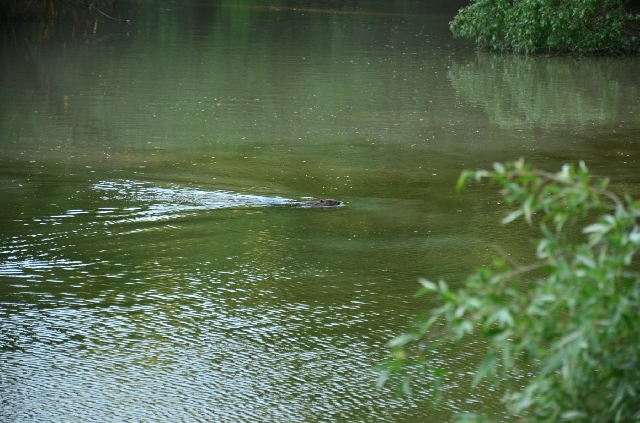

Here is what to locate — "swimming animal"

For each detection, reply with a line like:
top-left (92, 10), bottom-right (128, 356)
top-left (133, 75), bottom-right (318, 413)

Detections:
top-left (300, 199), bottom-right (342, 207)
top-left (91, 180), bottom-right (343, 225)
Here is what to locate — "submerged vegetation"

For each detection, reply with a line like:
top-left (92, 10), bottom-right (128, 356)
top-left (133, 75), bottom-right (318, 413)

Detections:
top-left (450, 0), bottom-right (640, 54)
top-left (381, 160), bottom-right (640, 422)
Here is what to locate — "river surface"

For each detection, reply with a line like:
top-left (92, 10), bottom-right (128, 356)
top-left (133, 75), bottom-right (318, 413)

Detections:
top-left (1, 1), bottom-right (640, 421)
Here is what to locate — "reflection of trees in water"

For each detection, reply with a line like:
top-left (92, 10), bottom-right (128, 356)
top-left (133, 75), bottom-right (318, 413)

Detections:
top-left (2, 0), bottom-right (468, 26)
top-left (448, 53), bottom-right (640, 128)
top-left (1, 0), bottom-right (136, 25)
top-left (0, 0), bottom-right (455, 163)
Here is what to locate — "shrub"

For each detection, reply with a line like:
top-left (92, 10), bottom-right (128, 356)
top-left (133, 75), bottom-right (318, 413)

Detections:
top-left (380, 160), bottom-right (640, 422)
top-left (450, 0), bottom-right (640, 54)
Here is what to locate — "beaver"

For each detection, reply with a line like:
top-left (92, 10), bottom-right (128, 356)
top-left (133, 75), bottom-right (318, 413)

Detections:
top-left (301, 199), bottom-right (342, 207)
top-left (92, 180), bottom-right (343, 212)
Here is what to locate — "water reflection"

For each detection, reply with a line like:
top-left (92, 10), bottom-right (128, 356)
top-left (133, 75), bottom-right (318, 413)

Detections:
top-left (449, 53), bottom-right (640, 128)
top-left (0, 209), bottom-right (439, 421)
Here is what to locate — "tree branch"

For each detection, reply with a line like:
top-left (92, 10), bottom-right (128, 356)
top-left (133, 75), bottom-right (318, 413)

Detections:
top-left (73, 0), bottom-right (130, 24)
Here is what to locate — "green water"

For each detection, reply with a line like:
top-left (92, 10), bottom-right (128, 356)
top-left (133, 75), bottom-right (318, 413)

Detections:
top-left (1, 1), bottom-right (640, 421)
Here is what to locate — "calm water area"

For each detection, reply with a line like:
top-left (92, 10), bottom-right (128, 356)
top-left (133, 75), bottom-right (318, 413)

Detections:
top-left (1, 0), bottom-right (640, 421)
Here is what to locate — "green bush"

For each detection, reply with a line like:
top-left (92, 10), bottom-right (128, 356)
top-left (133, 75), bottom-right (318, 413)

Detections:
top-left (380, 160), bottom-right (640, 422)
top-left (450, 0), bottom-right (640, 54)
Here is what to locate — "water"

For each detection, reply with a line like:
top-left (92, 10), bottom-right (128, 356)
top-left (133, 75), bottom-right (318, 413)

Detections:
top-left (1, 1), bottom-right (640, 421)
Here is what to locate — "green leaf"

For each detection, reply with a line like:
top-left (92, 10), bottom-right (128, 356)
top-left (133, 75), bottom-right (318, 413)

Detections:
top-left (583, 223), bottom-right (610, 234)
top-left (472, 352), bottom-right (497, 386)
top-left (560, 410), bottom-right (587, 421)
top-left (575, 254), bottom-right (595, 269)
top-left (437, 279), bottom-right (449, 292)
top-left (501, 209), bottom-right (523, 224)
top-left (497, 309), bottom-right (514, 327)
top-left (486, 308), bottom-right (515, 328)
top-left (523, 198), bottom-right (533, 224)
top-left (493, 162), bottom-right (506, 174)
top-left (456, 171), bottom-right (473, 192)
top-left (418, 278), bottom-right (437, 291)
top-left (554, 328), bottom-right (584, 350)
top-left (387, 334), bottom-right (417, 348)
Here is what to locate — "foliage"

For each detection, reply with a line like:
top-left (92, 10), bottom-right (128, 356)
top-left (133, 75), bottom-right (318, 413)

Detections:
top-left (450, 0), bottom-right (640, 54)
top-left (380, 160), bottom-right (640, 422)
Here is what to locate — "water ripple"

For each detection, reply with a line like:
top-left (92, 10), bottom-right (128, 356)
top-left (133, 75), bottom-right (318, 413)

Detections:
top-left (93, 179), bottom-right (298, 216)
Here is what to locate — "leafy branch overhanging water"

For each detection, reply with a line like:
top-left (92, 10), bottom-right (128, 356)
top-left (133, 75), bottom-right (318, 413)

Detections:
top-left (381, 160), bottom-right (640, 422)
top-left (450, 0), bottom-right (640, 54)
